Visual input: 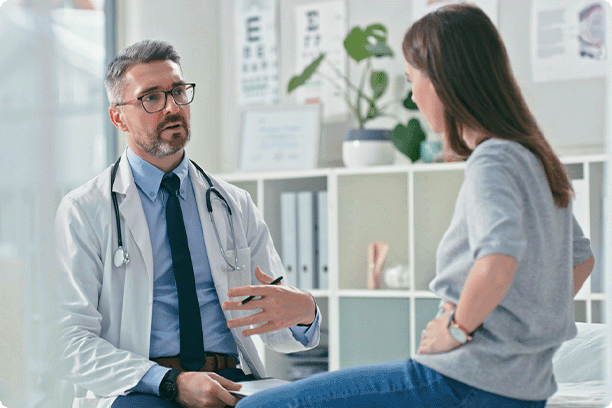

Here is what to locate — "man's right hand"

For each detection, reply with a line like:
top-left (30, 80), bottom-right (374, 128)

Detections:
top-left (175, 371), bottom-right (242, 407)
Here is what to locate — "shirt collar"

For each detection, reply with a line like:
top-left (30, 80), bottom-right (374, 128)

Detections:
top-left (126, 147), bottom-right (190, 201)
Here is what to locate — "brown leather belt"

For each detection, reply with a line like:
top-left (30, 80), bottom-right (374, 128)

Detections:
top-left (152, 354), bottom-right (237, 372)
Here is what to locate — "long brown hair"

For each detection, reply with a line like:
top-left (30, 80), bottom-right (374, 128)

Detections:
top-left (403, 4), bottom-right (573, 208)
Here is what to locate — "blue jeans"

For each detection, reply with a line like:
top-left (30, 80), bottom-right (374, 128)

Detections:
top-left (235, 359), bottom-right (547, 408)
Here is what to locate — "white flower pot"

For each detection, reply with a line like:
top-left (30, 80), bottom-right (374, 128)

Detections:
top-left (342, 129), bottom-right (395, 167)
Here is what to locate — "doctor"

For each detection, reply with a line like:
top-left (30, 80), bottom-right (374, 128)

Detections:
top-left (54, 39), bottom-right (320, 408)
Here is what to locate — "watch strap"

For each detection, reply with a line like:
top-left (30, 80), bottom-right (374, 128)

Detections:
top-left (159, 368), bottom-right (181, 401)
top-left (448, 309), bottom-right (473, 342)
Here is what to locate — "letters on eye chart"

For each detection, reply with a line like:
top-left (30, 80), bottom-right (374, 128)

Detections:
top-left (294, 0), bottom-right (347, 119)
top-left (235, 0), bottom-right (280, 106)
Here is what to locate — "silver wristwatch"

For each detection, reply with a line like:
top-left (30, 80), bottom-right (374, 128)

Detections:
top-left (447, 309), bottom-right (472, 344)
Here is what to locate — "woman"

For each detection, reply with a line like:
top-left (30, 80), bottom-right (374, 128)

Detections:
top-left (236, 4), bottom-right (595, 407)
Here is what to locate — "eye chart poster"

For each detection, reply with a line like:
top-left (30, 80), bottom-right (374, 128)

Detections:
top-left (531, 0), bottom-right (607, 82)
top-left (236, 0), bottom-right (280, 105)
top-left (294, 0), bottom-right (347, 119)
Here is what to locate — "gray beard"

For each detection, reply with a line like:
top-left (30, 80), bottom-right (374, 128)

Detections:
top-left (144, 128), bottom-right (191, 158)
top-left (141, 114), bottom-right (191, 158)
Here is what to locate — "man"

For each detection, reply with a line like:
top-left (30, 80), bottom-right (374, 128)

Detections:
top-left (55, 39), bottom-right (320, 408)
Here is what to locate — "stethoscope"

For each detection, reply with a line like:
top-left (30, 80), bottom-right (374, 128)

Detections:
top-left (111, 156), bottom-right (242, 272)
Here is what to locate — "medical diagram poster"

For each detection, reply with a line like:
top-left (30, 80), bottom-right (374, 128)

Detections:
top-left (531, 0), bottom-right (607, 82)
top-left (235, 0), bottom-right (280, 105)
top-left (294, 0), bottom-right (347, 119)
top-left (412, 0), bottom-right (499, 26)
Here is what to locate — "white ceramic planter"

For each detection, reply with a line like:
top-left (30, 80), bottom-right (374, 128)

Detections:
top-left (342, 129), bottom-right (395, 167)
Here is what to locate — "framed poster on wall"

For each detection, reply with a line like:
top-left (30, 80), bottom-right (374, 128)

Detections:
top-left (238, 104), bottom-right (322, 171)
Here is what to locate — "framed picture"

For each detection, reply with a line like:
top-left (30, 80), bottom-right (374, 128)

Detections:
top-left (238, 104), bottom-right (321, 171)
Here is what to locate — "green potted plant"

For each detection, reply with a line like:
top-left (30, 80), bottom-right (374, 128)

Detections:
top-left (287, 23), bottom-right (426, 166)
top-left (392, 90), bottom-right (427, 163)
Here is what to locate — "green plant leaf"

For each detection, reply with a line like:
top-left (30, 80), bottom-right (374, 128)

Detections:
top-left (366, 102), bottom-right (378, 119)
top-left (287, 53), bottom-right (326, 93)
top-left (403, 90), bottom-right (419, 110)
top-left (371, 71), bottom-right (388, 100)
top-left (391, 118), bottom-right (426, 162)
top-left (344, 24), bottom-right (390, 62)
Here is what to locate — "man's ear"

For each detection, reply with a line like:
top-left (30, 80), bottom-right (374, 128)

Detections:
top-left (109, 106), bottom-right (128, 132)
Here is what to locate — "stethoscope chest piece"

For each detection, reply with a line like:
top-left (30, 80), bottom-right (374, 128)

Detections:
top-left (114, 246), bottom-right (129, 268)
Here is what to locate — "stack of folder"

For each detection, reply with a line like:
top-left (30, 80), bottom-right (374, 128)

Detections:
top-left (280, 190), bottom-right (328, 290)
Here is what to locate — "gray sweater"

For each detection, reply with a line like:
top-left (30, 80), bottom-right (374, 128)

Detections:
top-left (413, 138), bottom-right (593, 401)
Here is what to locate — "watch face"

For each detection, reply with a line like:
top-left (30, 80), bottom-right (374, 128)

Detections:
top-left (160, 381), bottom-right (178, 401)
top-left (449, 325), bottom-right (467, 343)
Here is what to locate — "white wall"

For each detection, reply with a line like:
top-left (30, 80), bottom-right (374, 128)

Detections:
top-left (116, 0), bottom-right (606, 173)
top-left (218, 0), bottom-right (606, 173)
top-left (116, 0), bottom-right (222, 172)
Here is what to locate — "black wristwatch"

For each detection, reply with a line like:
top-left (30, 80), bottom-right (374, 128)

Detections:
top-left (159, 369), bottom-right (181, 402)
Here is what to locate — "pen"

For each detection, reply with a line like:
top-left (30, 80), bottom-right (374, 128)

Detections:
top-left (240, 276), bottom-right (283, 305)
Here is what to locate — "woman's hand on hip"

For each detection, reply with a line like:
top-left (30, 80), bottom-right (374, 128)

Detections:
top-left (417, 302), bottom-right (462, 355)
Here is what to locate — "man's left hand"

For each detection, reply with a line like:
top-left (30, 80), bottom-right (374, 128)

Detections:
top-left (417, 302), bottom-right (462, 355)
top-left (222, 267), bottom-right (316, 337)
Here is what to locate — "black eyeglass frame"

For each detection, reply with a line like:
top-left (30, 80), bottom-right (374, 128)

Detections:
top-left (115, 83), bottom-right (196, 113)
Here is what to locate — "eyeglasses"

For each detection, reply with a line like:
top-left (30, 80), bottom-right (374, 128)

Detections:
top-left (116, 83), bottom-right (196, 113)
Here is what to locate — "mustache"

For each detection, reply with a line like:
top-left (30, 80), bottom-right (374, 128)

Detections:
top-left (157, 114), bottom-right (189, 133)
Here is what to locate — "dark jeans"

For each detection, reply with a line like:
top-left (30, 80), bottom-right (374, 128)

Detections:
top-left (111, 368), bottom-right (255, 408)
top-left (235, 359), bottom-right (547, 408)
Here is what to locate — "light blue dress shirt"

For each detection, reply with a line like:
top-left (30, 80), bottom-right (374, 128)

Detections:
top-left (125, 148), bottom-right (317, 395)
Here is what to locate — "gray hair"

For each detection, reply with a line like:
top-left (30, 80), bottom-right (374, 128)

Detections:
top-left (104, 39), bottom-right (181, 104)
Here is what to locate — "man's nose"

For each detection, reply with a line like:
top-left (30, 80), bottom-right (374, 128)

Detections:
top-left (162, 93), bottom-right (180, 114)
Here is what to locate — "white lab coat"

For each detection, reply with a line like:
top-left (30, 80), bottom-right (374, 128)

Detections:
top-left (54, 153), bottom-right (320, 408)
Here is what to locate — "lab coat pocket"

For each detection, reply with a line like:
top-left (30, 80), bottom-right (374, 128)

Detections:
top-left (225, 247), bottom-right (252, 290)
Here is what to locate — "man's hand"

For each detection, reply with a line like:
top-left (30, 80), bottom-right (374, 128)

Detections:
top-left (417, 302), bottom-right (462, 355)
top-left (222, 267), bottom-right (317, 337)
top-left (175, 371), bottom-right (241, 408)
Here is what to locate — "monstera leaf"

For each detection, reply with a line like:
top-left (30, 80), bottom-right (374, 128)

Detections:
top-left (287, 53), bottom-right (326, 93)
top-left (371, 71), bottom-right (388, 100)
top-left (286, 23), bottom-right (399, 129)
top-left (344, 24), bottom-right (393, 62)
top-left (403, 90), bottom-right (419, 110)
top-left (391, 118), bottom-right (426, 162)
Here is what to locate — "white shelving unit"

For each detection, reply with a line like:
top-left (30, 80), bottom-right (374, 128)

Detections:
top-left (216, 154), bottom-right (607, 378)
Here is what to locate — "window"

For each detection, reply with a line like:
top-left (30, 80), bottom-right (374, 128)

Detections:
top-left (0, 1), bottom-right (115, 405)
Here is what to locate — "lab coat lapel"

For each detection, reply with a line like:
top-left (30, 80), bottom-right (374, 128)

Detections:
top-left (190, 163), bottom-right (229, 285)
top-left (114, 154), bottom-right (154, 282)
top-left (189, 163), bottom-right (266, 378)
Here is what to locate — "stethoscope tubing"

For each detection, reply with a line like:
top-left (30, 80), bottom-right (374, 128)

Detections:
top-left (110, 156), bottom-right (240, 271)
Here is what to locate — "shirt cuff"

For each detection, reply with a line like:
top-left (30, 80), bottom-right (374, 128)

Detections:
top-left (289, 307), bottom-right (321, 347)
top-left (129, 364), bottom-right (170, 396)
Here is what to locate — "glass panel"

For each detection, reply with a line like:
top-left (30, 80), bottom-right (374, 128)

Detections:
top-left (592, 300), bottom-right (604, 324)
top-left (339, 297), bottom-right (410, 368)
top-left (0, 1), bottom-right (113, 405)
top-left (574, 300), bottom-right (587, 323)
top-left (563, 163), bottom-right (583, 179)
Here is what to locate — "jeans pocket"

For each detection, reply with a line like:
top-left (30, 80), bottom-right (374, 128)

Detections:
top-left (442, 376), bottom-right (475, 407)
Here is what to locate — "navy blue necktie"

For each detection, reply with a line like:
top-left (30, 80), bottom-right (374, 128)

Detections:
top-left (161, 174), bottom-right (207, 371)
